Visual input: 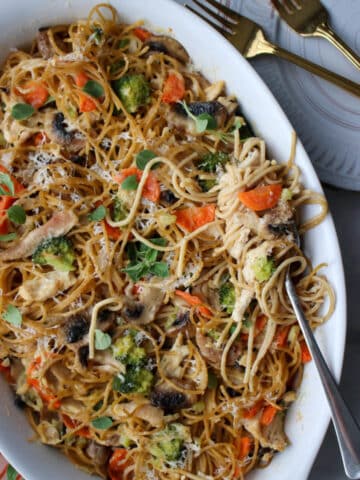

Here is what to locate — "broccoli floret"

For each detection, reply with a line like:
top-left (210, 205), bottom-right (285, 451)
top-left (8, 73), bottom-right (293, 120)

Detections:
top-left (252, 256), bottom-right (276, 282)
top-left (198, 178), bottom-right (217, 192)
top-left (197, 151), bottom-right (229, 173)
top-left (32, 236), bottom-right (75, 272)
top-left (281, 188), bottom-right (293, 201)
top-left (112, 74), bottom-right (151, 113)
top-left (149, 423), bottom-right (190, 465)
top-left (112, 333), bottom-right (146, 366)
top-left (113, 366), bottom-right (153, 395)
top-left (219, 281), bottom-right (236, 314)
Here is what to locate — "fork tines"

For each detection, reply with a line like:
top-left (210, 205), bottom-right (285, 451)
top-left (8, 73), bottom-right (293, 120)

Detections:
top-left (272, 0), bottom-right (303, 15)
top-left (184, 0), bottom-right (241, 35)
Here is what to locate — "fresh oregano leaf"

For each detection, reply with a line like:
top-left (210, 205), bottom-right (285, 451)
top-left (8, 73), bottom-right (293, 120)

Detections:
top-left (3, 305), bottom-right (22, 327)
top-left (91, 416), bottom-right (113, 430)
top-left (11, 103), bottom-right (35, 120)
top-left (121, 174), bottom-right (138, 191)
top-left (7, 205), bottom-right (26, 225)
top-left (83, 80), bottom-right (104, 99)
top-left (0, 172), bottom-right (15, 196)
top-left (149, 261), bottom-right (169, 277)
top-left (95, 329), bottom-right (112, 350)
top-left (88, 205), bottom-right (107, 222)
top-left (0, 233), bottom-right (17, 242)
top-left (136, 149), bottom-right (157, 170)
top-left (118, 38), bottom-right (130, 49)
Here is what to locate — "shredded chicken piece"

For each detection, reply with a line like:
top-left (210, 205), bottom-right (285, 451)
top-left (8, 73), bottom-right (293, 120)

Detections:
top-left (0, 210), bottom-right (78, 261)
top-left (126, 285), bottom-right (165, 325)
top-left (18, 271), bottom-right (75, 302)
top-left (243, 411), bottom-right (288, 451)
top-left (161, 334), bottom-right (190, 379)
top-left (113, 401), bottom-right (164, 428)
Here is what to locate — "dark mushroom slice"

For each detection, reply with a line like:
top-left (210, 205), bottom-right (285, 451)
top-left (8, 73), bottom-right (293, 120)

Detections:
top-left (86, 441), bottom-right (110, 466)
top-left (78, 345), bottom-right (89, 368)
top-left (160, 189), bottom-right (178, 205)
top-left (122, 286), bottom-right (164, 325)
top-left (50, 113), bottom-right (86, 153)
top-left (262, 201), bottom-right (296, 241)
top-left (167, 310), bottom-right (195, 338)
top-left (36, 29), bottom-right (54, 59)
top-left (69, 154), bottom-right (87, 167)
top-left (169, 101), bottom-right (228, 133)
top-left (195, 329), bottom-right (243, 370)
top-left (122, 302), bottom-right (144, 320)
top-left (144, 35), bottom-right (189, 64)
top-left (64, 315), bottom-right (89, 344)
top-left (150, 383), bottom-right (196, 414)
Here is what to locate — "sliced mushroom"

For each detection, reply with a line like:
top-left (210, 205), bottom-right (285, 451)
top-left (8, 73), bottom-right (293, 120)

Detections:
top-left (262, 200), bottom-right (296, 241)
top-left (64, 315), bottom-right (89, 343)
top-left (160, 189), bottom-right (178, 205)
top-left (122, 286), bottom-right (164, 325)
top-left (36, 29), bottom-right (54, 59)
top-left (195, 329), bottom-right (243, 370)
top-left (0, 210), bottom-right (78, 261)
top-left (169, 101), bottom-right (227, 134)
top-left (50, 113), bottom-right (86, 152)
top-left (144, 35), bottom-right (189, 64)
top-left (167, 310), bottom-right (195, 338)
top-left (86, 441), bottom-right (110, 466)
top-left (150, 382), bottom-right (196, 414)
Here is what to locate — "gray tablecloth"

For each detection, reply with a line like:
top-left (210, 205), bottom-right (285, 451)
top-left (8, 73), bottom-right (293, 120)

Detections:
top-left (175, 1), bottom-right (360, 478)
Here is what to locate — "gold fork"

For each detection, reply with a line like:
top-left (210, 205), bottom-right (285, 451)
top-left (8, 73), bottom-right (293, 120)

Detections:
top-left (271, 0), bottom-right (360, 71)
top-left (184, 0), bottom-right (360, 97)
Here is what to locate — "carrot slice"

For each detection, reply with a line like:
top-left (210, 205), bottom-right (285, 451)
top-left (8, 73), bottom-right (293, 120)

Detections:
top-left (0, 165), bottom-right (25, 195)
top-left (75, 71), bottom-right (89, 88)
top-left (260, 404), bottom-right (278, 426)
top-left (162, 73), bottom-right (185, 104)
top-left (175, 204), bottom-right (216, 232)
top-left (27, 357), bottom-right (61, 409)
top-left (79, 92), bottom-right (97, 112)
top-left (238, 184), bottom-right (282, 212)
top-left (62, 414), bottom-right (91, 438)
top-left (104, 220), bottom-right (122, 241)
top-left (133, 27), bottom-right (151, 41)
top-left (242, 400), bottom-right (263, 419)
top-left (33, 131), bottom-right (49, 146)
top-left (175, 289), bottom-right (212, 317)
top-left (108, 448), bottom-right (130, 480)
top-left (300, 341), bottom-right (312, 363)
top-left (255, 314), bottom-right (267, 333)
top-left (114, 168), bottom-right (160, 203)
top-left (234, 436), bottom-right (252, 460)
top-left (275, 325), bottom-right (291, 348)
top-left (22, 81), bottom-right (49, 109)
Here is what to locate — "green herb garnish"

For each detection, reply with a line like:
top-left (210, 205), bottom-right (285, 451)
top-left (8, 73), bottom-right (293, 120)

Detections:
top-left (95, 329), bottom-right (112, 350)
top-left (0, 172), bottom-right (15, 196)
top-left (88, 205), bottom-right (107, 222)
top-left (136, 149), bottom-right (158, 170)
top-left (83, 80), bottom-right (104, 99)
top-left (207, 371), bottom-right (218, 389)
top-left (0, 233), bottom-right (17, 242)
top-left (7, 205), bottom-right (26, 225)
top-left (110, 60), bottom-right (126, 75)
top-left (118, 38), bottom-right (130, 49)
top-left (123, 238), bottom-right (169, 282)
top-left (180, 101), bottom-right (217, 133)
top-left (3, 305), bottom-right (22, 327)
top-left (11, 103), bottom-right (35, 120)
top-left (91, 416), bottom-right (113, 430)
top-left (89, 27), bottom-right (103, 45)
top-left (121, 174), bottom-right (139, 191)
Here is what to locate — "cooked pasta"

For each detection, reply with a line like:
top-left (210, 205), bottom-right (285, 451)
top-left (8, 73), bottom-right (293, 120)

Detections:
top-left (0, 4), bottom-right (334, 479)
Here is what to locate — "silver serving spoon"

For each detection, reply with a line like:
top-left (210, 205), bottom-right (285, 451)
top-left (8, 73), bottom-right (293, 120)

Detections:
top-left (286, 230), bottom-right (360, 479)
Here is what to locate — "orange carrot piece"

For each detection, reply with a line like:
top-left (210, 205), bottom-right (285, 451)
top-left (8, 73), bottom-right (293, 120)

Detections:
top-left (0, 165), bottom-right (25, 195)
top-left (234, 436), bottom-right (252, 460)
top-left (22, 81), bottom-right (49, 109)
top-left (104, 220), bottom-right (122, 241)
top-left (175, 289), bottom-right (212, 317)
top-left (33, 131), bottom-right (49, 146)
top-left (27, 357), bottom-right (61, 409)
top-left (79, 92), bottom-right (97, 112)
top-left (275, 325), bottom-right (291, 348)
top-left (175, 204), bottom-right (216, 232)
top-left (133, 27), bottom-right (151, 41)
top-left (300, 341), bottom-right (312, 363)
top-left (255, 314), bottom-right (267, 334)
top-left (108, 448), bottom-right (130, 480)
top-left (114, 168), bottom-right (160, 203)
top-left (62, 414), bottom-right (92, 438)
top-left (242, 400), bottom-right (263, 419)
top-left (238, 184), bottom-right (282, 212)
top-left (75, 71), bottom-right (89, 88)
top-left (260, 404), bottom-right (278, 426)
top-left (162, 73), bottom-right (185, 104)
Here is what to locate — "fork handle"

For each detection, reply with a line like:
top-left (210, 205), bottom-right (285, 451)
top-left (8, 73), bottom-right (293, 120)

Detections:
top-left (285, 275), bottom-right (360, 479)
top-left (314, 22), bottom-right (360, 71)
top-left (258, 39), bottom-right (360, 97)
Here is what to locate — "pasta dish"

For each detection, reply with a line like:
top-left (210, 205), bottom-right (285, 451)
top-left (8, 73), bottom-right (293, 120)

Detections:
top-left (0, 4), bottom-right (334, 479)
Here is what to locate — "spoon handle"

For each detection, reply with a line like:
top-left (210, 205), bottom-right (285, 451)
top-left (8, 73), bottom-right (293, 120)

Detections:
top-left (285, 274), bottom-right (360, 479)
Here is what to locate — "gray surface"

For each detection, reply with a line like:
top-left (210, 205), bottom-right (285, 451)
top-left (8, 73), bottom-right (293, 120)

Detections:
top-left (309, 185), bottom-right (360, 480)
top-left (174, 0), bottom-right (360, 477)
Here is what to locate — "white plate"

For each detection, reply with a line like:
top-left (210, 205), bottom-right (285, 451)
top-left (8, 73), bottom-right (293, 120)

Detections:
top-left (0, 1), bottom-right (347, 479)
top-left (218, 0), bottom-right (360, 191)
